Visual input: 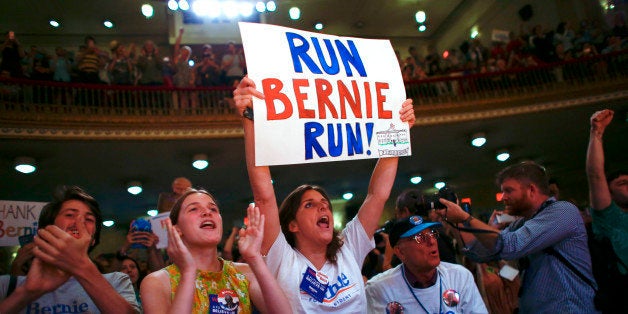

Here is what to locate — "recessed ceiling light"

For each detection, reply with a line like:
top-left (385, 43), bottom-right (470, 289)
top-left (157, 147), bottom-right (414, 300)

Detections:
top-left (415, 11), bottom-right (426, 23)
top-left (49, 20), bottom-right (60, 28)
top-left (127, 181), bottom-right (143, 195)
top-left (410, 175), bottom-right (422, 184)
top-left (418, 24), bottom-right (427, 32)
top-left (266, 1), bottom-right (276, 12)
top-left (147, 209), bottom-right (159, 217)
top-left (103, 20), bottom-right (114, 28)
top-left (168, 0), bottom-right (179, 10)
top-left (471, 132), bottom-right (487, 147)
top-left (179, 0), bottom-right (190, 11)
top-left (103, 220), bottom-right (115, 227)
top-left (289, 7), bottom-right (300, 20)
top-left (343, 192), bottom-right (354, 200)
top-left (496, 149), bottom-right (510, 162)
top-left (255, 1), bottom-right (266, 13)
top-left (192, 154), bottom-right (209, 170)
top-left (15, 157), bottom-right (37, 174)
top-left (434, 181), bottom-right (446, 189)
top-left (314, 22), bottom-right (324, 31)
top-left (141, 4), bottom-right (154, 18)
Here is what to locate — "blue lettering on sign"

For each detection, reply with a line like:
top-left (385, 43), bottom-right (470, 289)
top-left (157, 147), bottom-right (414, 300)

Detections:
top-left (304, 122), bottom-right (374, 160)
top-left (286, 32), bottom-right (367, 77)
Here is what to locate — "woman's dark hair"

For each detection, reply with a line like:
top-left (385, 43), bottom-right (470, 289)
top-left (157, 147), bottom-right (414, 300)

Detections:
top-left (279, 185), bottom-right (343, 264)
top-left (169, 188), bottom-right (218, 225)
top-left (117, 256), bottom-right (144, 287)
top-left (38, 186), bottom-right (102, 252)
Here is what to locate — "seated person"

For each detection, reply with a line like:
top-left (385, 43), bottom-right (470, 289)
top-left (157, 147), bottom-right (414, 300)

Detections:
top-left (0, 186), bottom-right (139, 313)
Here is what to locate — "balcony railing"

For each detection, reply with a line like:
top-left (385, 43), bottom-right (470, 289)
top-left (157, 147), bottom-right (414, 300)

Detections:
top-left (1, 50), bottom-right (627, 135)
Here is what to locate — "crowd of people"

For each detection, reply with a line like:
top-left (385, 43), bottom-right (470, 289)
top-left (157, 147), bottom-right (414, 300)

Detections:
top-left (1, 14), bottom-right (627, 314)
top-left (398, 17), bottom-right (628, 82)
top-left (0, 28), bottom-right (246, 89)
top-left (1, 81), bottom-right (625, 313)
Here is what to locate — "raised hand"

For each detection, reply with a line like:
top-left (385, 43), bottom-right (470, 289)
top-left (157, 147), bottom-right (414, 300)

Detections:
top-left (232, 76), bottom-right (265, 116)
top-left (590, 109), bottom-right (614, 135)
top-left (32, 214), bottom-right (93, 274)
top-left (237, 204), bottom-right (265, 262)
top-left (165, 218), bottom-right (196, 275)
top-left (22, 258), bottom-right (70, 295)
top-left (399, 98), bottom-right (415, 126)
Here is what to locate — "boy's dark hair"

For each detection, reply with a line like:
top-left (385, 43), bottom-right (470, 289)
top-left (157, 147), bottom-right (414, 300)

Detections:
top-left (38, 186), bottom-right (102, 252)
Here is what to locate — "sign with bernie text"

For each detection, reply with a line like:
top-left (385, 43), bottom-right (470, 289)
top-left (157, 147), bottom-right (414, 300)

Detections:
top-left (239, 22), bottom-right (411, 166)
top-left (0, 200), bottom-right (46, 246)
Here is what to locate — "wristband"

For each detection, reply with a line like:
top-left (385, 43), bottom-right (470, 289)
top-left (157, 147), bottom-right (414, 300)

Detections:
top-left (462, 215), bottom-right (474, 228)
top-left (243, 106), bottom-right (254, 121)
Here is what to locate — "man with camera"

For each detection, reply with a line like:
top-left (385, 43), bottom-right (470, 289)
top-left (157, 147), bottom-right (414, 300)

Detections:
top-left (365, 215), bottom-right (487, 313)
top-left (436, 161), bottom-right (597, 313)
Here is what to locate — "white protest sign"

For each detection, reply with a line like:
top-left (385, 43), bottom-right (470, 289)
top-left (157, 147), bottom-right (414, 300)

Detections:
top-left (239, 22), bottom-right (411, 166)
top-left (0, 200), bottom-right (46, 246)
top-left (150, 212), bottom-right (170, 249)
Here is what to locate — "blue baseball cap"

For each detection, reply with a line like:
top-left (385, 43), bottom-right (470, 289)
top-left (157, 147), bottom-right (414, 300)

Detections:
top-left (389, 215), bottom-right (441, 247)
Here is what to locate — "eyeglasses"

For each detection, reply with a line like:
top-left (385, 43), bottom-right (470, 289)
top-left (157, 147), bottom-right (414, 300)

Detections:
top-left (412, 229), bottom-right (439, 245)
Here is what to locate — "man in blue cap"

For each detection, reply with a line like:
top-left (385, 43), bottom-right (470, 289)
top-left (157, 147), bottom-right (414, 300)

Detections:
top-left (365, 215), bottom-right (487, 314)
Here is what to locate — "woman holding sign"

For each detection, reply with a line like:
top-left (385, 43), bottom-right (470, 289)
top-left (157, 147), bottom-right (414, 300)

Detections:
top-left (233, 76), bottom-right (415, 313)
top-left (140, 189), bottom-right (291, 314)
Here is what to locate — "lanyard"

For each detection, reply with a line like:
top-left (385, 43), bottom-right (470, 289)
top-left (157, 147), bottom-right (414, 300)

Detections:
top-left (401, 264), bottom-right (442, 314)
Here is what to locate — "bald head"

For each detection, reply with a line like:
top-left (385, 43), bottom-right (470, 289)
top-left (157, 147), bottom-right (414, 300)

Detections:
top-left (172, 177), bottom-right (192, 196)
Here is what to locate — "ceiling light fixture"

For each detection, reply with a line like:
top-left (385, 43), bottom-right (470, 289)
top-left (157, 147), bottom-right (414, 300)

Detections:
top-left (415, 11), bottom-right (426, 23)
top-left (434, 181), bottom-right (446, 189)
top-left (342, 192), bottom-right (354, 200)
top-left (410, 175), bottom-right (422, 184)
top-left (168, 0), bottom-right (179, 10)
top-left (147, 209), bottom-right (159, 217)
top-left (418, 24), bottom-right (427, 32)
top-left (141, 4), bottom-right (154, 18)
top-left (49, 20), bottom-right (60, 28)
top-left (289, 7), bottom-right (300, 20)
top-left (192, 154), bottom-right (209, 170)
top-left (314, 22), bottom-right (324, 31)
top-left (179, 0), bottom-right (190, 11)
top-left (255, 1), bottom-right (266, 13)
top-left (471, 132), bottom-right (487, 147)
top-left (103, 220), bottom-right (115, 227)
top-left (127, 181), bottom-right (143, 195)
top-left (103, 20), bottom-right (114, 28)
top-left (266, 1), bottom-right (276, 12)
top-left (14, 157), bottom-right (37, 174)
top-left (496, 149), bottom-right (510, 162)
